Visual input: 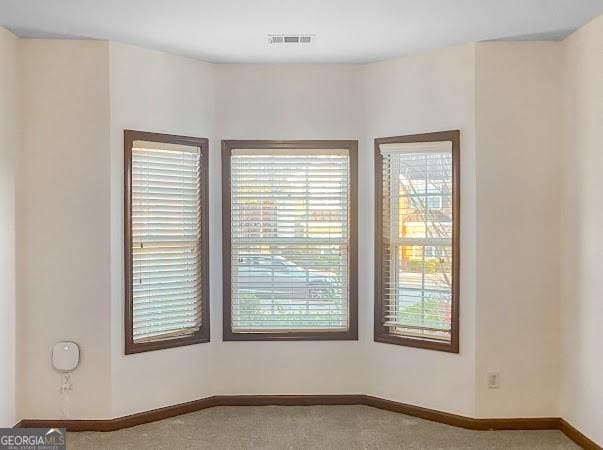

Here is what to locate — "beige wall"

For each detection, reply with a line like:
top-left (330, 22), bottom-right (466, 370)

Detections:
top-left (17, 40), bottom-right (112, 419)
top-left (474, 42), bottom-right (561, 417)
top-left (213, 64), bottom-right (367, 397)
top-left (560, 15), bottom-right (603, 446)
top-left (0, 27), bottom-right (18, 428)
top-left (108, 42), bottom-right (216, 417)
top-left (363, 44), bottom-right (478, 416)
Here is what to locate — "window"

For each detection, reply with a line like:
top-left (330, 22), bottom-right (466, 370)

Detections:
top-left (222, 140), bottom-right (358, 340)
top-left (427, 196), bottom-right (443, 210)
top-left (374, 131), bottom-right (459, 352)
top-left (124, 130), bottom-right (209, 354)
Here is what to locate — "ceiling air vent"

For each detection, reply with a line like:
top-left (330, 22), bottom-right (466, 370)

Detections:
top-left (269, 35), bottom-right (314, 45)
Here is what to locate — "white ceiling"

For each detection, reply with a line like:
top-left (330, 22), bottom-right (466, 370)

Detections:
top-left (1, 0), bottom-right (602, 63)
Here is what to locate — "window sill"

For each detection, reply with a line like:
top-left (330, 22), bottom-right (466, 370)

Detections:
top-left (374, 332), bottom-right (459, 353)
top-left (223, 330), bottom-right (358, 341)
top-left (125, 332), bottom-right (210, 355)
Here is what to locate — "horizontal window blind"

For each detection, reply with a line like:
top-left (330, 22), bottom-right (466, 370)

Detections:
top-left (229, 149), bottom-right (350, 332)
top-left (380, 141), bottom-right (454, 343)
top-left (131, 140), bottom-right (203, 343)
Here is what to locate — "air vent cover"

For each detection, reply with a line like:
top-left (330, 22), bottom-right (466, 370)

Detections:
top-left (269, 35), bottom-right (314, 45)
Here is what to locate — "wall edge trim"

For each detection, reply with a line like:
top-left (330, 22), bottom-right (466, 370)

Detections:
top-left (15, 395), bottom-right (601, 449)
top-left (558, 418), bottom-right (601, 450)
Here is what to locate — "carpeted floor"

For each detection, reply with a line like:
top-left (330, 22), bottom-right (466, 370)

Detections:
top-left (68, 405), bottom-right (578, 449)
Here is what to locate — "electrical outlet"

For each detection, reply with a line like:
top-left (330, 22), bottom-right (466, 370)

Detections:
top-left (487, 371), bottom-right (500, 389)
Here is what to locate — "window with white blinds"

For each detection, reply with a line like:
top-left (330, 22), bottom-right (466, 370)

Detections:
top-left (125, 131), bottom-right (209, 354)
top-left (375, 132), bottom-right (459, 352)
top-left (223, 141), bottom-right (358, 340)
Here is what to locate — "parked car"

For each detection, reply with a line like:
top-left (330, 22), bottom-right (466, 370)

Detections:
top-left (234, 254), bottom-right (336, 300)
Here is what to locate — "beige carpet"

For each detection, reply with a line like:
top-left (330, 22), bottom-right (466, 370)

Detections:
top-left (68, 405), bottom-right (578, 449)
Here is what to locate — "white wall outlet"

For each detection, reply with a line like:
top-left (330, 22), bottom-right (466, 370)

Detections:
top-left (487, 371), bottom-right (500, 389)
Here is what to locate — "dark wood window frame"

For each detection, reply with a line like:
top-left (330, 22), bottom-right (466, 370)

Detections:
top-left (222, 140), bottom-right (359, 341)
top-left (124, 130), bottom-right (210, 354)
top-left (374, 130), bottom-right (460, 353)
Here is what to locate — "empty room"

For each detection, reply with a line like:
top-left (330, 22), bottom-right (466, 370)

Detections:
top-left (0, 0), bottom-right (602, 448)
